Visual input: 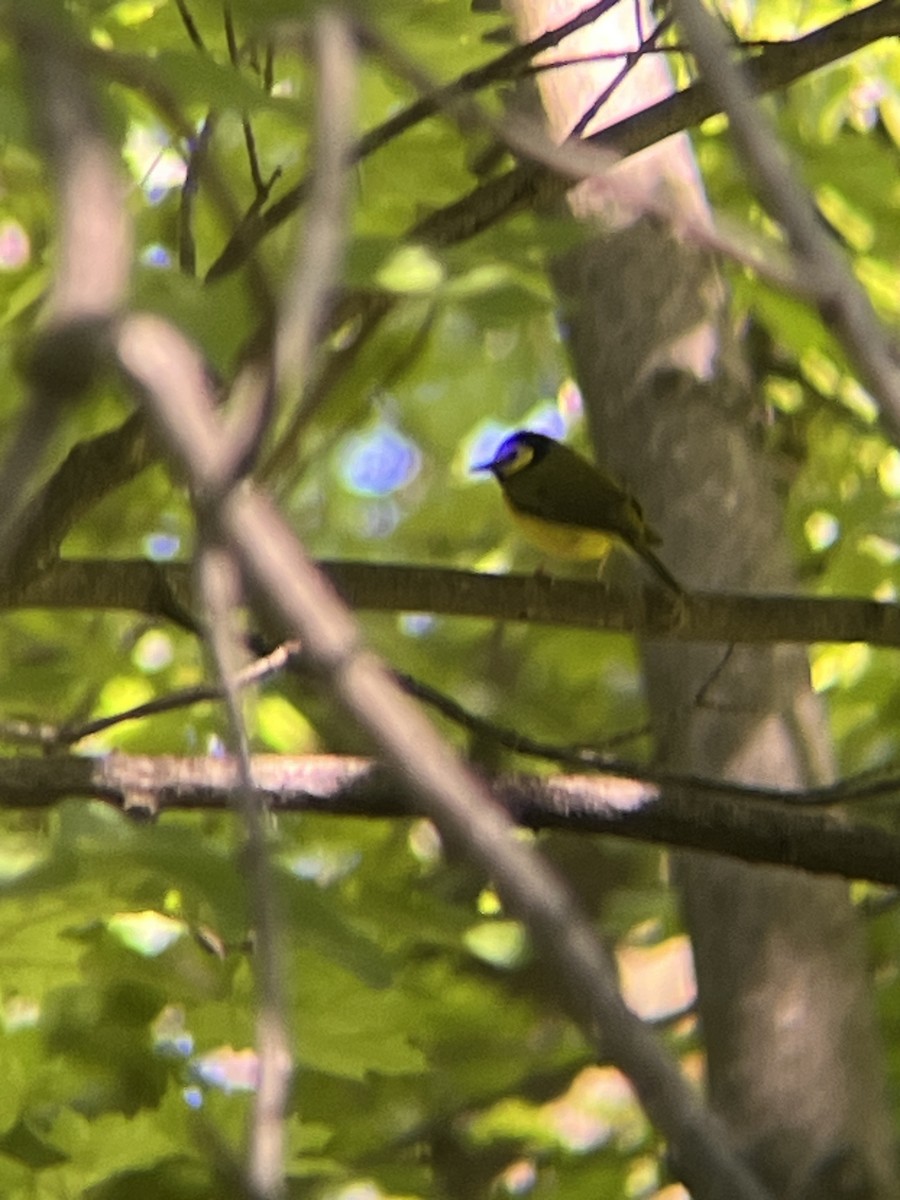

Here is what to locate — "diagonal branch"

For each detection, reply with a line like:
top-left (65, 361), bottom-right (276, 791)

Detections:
top-left (208, 0), bottom-right (898, 276)
top-left (116, 308), bottom-right (773, 1200)
top-left (672, 0), bottom-right (900, 445)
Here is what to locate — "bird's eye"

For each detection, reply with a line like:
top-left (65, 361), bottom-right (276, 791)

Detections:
top-left (505, 442), bottom-right (534, 475)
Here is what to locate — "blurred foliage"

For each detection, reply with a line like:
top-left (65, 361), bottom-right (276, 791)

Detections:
top-left (0, 0), bottom-right (897, 1197)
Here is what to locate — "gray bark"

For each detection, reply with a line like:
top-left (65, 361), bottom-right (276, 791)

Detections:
top-left (504, 1), bottom-right (898, 1195)
top-left (560, 224), bottom-right (896, 1198)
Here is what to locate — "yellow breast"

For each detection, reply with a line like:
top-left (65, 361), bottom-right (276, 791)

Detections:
top-left (505, 501), bottom-right (617, 562)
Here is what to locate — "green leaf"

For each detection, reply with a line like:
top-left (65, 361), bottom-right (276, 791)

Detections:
top-left (83, 1156), bottom-right (213, 1200)
top-left (0, 1118), bottom-right (69, 1169)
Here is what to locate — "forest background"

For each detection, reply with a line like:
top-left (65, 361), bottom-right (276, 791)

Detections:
top-left (0, 1), bottom-right (899, 1198)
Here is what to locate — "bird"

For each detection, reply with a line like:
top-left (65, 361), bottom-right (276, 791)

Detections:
top-left (475, 430), bottom-right (682, 594)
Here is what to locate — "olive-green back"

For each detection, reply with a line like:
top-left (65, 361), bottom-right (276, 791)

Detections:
top-left (500, 441), bottom-right (661, 549)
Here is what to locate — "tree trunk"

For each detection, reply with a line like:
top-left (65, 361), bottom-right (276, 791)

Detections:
top-left (503, 2), bottom-right (898, 1196)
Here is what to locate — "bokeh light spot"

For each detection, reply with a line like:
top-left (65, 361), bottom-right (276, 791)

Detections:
top-left (523, 400), bottom-right (567, 440)
top-left (497, 1159), bottom-right (537, 1195)
top-left (144, 531), bottom-right (181, 560)
top-left (0, 220), bottom-right (30, 270)
top-left (878, 447), bottom-right (900, 497)
top-left (108, 910), bottom-right (185, 956)
top-left (399, 613), bottom-right (435, 637)
top-left (141, 243), bottom-right (172, 268)
top-left (557, 376), bottom-right (583, 421)
top-left (804, 510), bottom-right (839, 551)
top-left (193, 1046), bottom-right (259, 1094)
top-left (132, 629), bottom-right (174, 673)
top-left (357, 497), bottom-right (401, 539)
top-left (339, 426), bottom-right (420, 497)
top-left (467, 421), bottom-right (512, 475)
top-left (124, 124), bottom-right (186, 199)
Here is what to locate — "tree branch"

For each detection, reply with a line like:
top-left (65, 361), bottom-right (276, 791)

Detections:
top-left (672, 0), bottom-right (900, 445)
top-left (0, 11), bottom-right (132, 584)
top-left (3, 751), bottom-right (898, 888)
top-left (12, 558), bottom-right (900, 648)
top-left (208, 0), bottom-right (899, 276)
top-left (115, 308), bottom-right (773, 1200)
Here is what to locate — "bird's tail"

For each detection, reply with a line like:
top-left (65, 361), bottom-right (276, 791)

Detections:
top-left (640, 545), bottom-right (683, 594)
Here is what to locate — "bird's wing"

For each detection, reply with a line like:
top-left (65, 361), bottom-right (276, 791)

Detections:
top-left (507, 444), bottom-right (658, 547)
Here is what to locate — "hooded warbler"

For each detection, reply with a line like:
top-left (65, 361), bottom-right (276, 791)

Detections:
top-left (475, 430), bottom-right (682, 594)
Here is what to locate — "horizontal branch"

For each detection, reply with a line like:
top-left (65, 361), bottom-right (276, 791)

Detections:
top-left (12, 558), bottom-right (900, 647)
top-left (4, 751), bottom-right (899, 887)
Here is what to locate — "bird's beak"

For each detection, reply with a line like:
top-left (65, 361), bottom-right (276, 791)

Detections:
top-left (473, 457), bottom-right (496, 473)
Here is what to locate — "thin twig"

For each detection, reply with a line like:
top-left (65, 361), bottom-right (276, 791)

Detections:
top-left (206, 0), bottom-right (897, 280)
top-left (6, 619), bottom-right (897, 811)
top-left (197, 541), bottom-right (291, 1200)
top-left (174, 0), bottom-right (206, 52)
top-left (274, 13), bottom-right (358, 419)
top-left (180, 112), bottom-right (217, 277)
top-left (55, 641), bottom-right (302, 746)
top-left (569, 11), bottom-right (674, 137)
top-left (224, 3), bottom-right (269, 198)
top-left (672, 0), bottom-right (900, 436)
top-left (207, 0), bottom-right (624, 279)
top-left (498, 107), bottom-right (805, 294)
